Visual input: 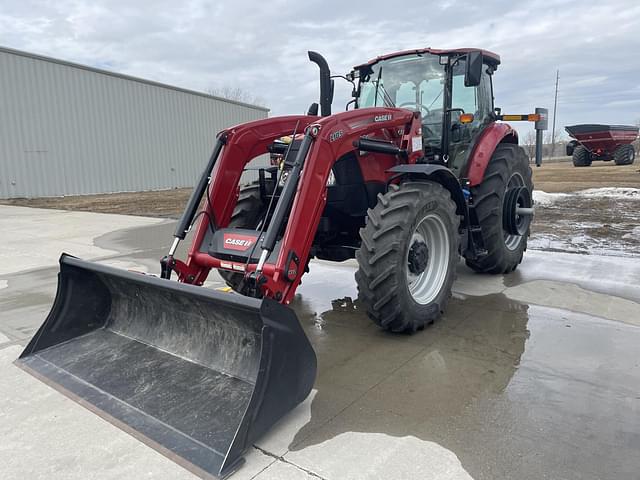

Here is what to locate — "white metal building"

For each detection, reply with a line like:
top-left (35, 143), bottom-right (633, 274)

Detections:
top-left (0, 46), bottom-right (269, 199)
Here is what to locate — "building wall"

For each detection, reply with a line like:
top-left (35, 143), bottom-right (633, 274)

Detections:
top-left (0, 47), bottom-right (269, 198)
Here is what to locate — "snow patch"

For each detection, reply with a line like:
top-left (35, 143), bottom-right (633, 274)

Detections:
top-left (532, 188), bottom-right (640, 207)
top-left (577, 187), bottom-right (640, 199)
top-left (623, 226), bottom-right (640, 240)
top-left (528, 233), bottom-right (639, 258)
top-left (532, 190), bottom-right (568, 206)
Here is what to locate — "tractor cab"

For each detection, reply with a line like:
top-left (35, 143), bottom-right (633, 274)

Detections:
top-left (349, 48), bottom-right (500, 177)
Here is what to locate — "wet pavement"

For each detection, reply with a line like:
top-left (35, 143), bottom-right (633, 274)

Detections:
top-left (1, 207), bottom-right (639, 480)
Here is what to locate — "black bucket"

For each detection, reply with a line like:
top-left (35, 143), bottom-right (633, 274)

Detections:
top-left (16, 254), bottom-right (316, 479)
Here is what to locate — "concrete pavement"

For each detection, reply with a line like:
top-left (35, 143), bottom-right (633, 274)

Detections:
top-left (1, 205), bottom-right (639, 480)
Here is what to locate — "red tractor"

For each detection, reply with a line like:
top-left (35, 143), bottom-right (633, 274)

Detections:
top-left (18, 48), bottom-right (547, 478)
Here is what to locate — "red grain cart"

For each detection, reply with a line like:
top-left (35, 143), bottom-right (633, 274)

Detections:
top-left (566, 124), bottom-right (638, 166)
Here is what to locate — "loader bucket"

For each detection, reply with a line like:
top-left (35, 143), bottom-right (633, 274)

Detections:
top-left (16, 254), bottom-right (316, 479)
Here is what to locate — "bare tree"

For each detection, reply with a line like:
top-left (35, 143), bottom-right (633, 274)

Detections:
top-left (634, 118), bottom-right (640, 153)
top-left (207, 86), bottom-right (266, 107)
top-left (523, 130), bottom-right (536, 161)
top-left (544, 129), bottom-right (562, 158)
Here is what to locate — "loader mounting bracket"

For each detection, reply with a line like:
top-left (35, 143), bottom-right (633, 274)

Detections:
top-left (160, 255), bottom-right (175, 279)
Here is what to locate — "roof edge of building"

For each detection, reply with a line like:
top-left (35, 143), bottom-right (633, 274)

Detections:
top-left (0, 45), bottom-right (270, 113)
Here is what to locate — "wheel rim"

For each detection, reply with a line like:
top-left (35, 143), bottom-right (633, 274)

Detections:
top-left (504, 172), bottom-right (525, 250)
top-left (406, 213), bottom-right (450, 305)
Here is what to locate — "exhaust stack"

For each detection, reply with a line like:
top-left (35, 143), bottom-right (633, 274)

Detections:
top-left (308, 51), bottom-right (333, 116)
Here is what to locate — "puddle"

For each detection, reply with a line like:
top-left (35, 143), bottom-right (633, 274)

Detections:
top-left (94, 221), bottom-right (174, 254)
top-left (287, 261), bottom-right (640, 480)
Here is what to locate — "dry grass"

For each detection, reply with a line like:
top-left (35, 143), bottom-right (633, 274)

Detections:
top-left (1, 188), bottom-right (192, 218)
top-left (533, 162), bottom-right (640, 193)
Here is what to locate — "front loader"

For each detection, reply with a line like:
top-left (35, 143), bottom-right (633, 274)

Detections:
top-left (17, 48), bottom-right (547, 478)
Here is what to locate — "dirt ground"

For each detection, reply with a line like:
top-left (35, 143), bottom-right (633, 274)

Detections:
top-left (3, 161), bottom-right (639, 217)
top-left (533, 161), bottom-right (640, 192)
top-left (0, 188), bottom-right (192, 218)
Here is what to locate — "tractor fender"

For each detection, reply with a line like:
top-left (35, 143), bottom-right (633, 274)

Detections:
top-left (387, 164), bottom-right (467, 221)
top-left (465, 122), bottom-right (518, 186)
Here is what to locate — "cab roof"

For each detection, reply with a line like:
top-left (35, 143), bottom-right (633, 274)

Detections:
top-left (355, 47), bottom-right (501, 69)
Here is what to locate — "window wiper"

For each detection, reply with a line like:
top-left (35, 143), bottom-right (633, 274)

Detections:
top-left (372, 66), bottom-right (395, 108)
top-left (378, 83), bottom-right (395, 108)
top-left (427, 90), bottom-right (443, 109)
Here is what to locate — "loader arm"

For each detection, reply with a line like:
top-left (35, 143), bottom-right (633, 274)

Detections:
top-left (166, 115), bottom-right (318, 282)
top-left (181, 108), bottom-right (423, 303)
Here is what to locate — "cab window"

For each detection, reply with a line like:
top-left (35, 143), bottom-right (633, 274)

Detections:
top-left (451, 60), bottom-right (493, 124)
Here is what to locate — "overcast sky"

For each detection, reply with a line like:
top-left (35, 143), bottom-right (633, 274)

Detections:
top-left (2, 0), bottom-right (639, 139)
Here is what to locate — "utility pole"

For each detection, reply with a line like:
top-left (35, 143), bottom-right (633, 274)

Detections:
top-left (550, 69), bottom-right (559, 158)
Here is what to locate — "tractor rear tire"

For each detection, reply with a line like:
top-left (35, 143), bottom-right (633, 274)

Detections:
top-left (355, 181), bottom-right (460, 333)
top-left (572, 146), bottom-right (592, 166)
top-left (614, 144), bottom-right (635, 165)
top-left (465, 143), bottom-right (532, 274)
top-left (218, 183), bottom-right (266, 293)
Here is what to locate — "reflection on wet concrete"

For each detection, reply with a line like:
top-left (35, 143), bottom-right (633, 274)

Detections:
top-left (94, 221), bottom-right (174, 254)
top-left (291, 261), bottom-right (640, 480)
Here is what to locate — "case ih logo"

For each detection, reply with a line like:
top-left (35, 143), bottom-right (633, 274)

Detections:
top-left (223, 233), bottom-right (256, 251)
top-left (374, 114), bottom-right (392, 122)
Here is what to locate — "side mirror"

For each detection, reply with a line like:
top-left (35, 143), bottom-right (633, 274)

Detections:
top-left (465, 51), bottom-right (483, 87)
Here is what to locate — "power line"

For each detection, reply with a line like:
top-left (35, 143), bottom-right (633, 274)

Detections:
top-left (550, 69), bottom-right (559, 158)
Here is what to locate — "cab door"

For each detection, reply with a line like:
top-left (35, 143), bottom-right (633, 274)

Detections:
top-left (446, 59), bottom-right (494, 177)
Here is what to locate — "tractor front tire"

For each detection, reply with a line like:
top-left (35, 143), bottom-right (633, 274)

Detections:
top-left (218, 183), bottom-right (266, 293)
top-left (356, 181), bottom-right (460, 333)
top-left (614, 144), bottom-right (635, 165)
top-left (465, 143), bottom-right (532, 274)
top-left (572, 146), bottom-right (592, 166)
